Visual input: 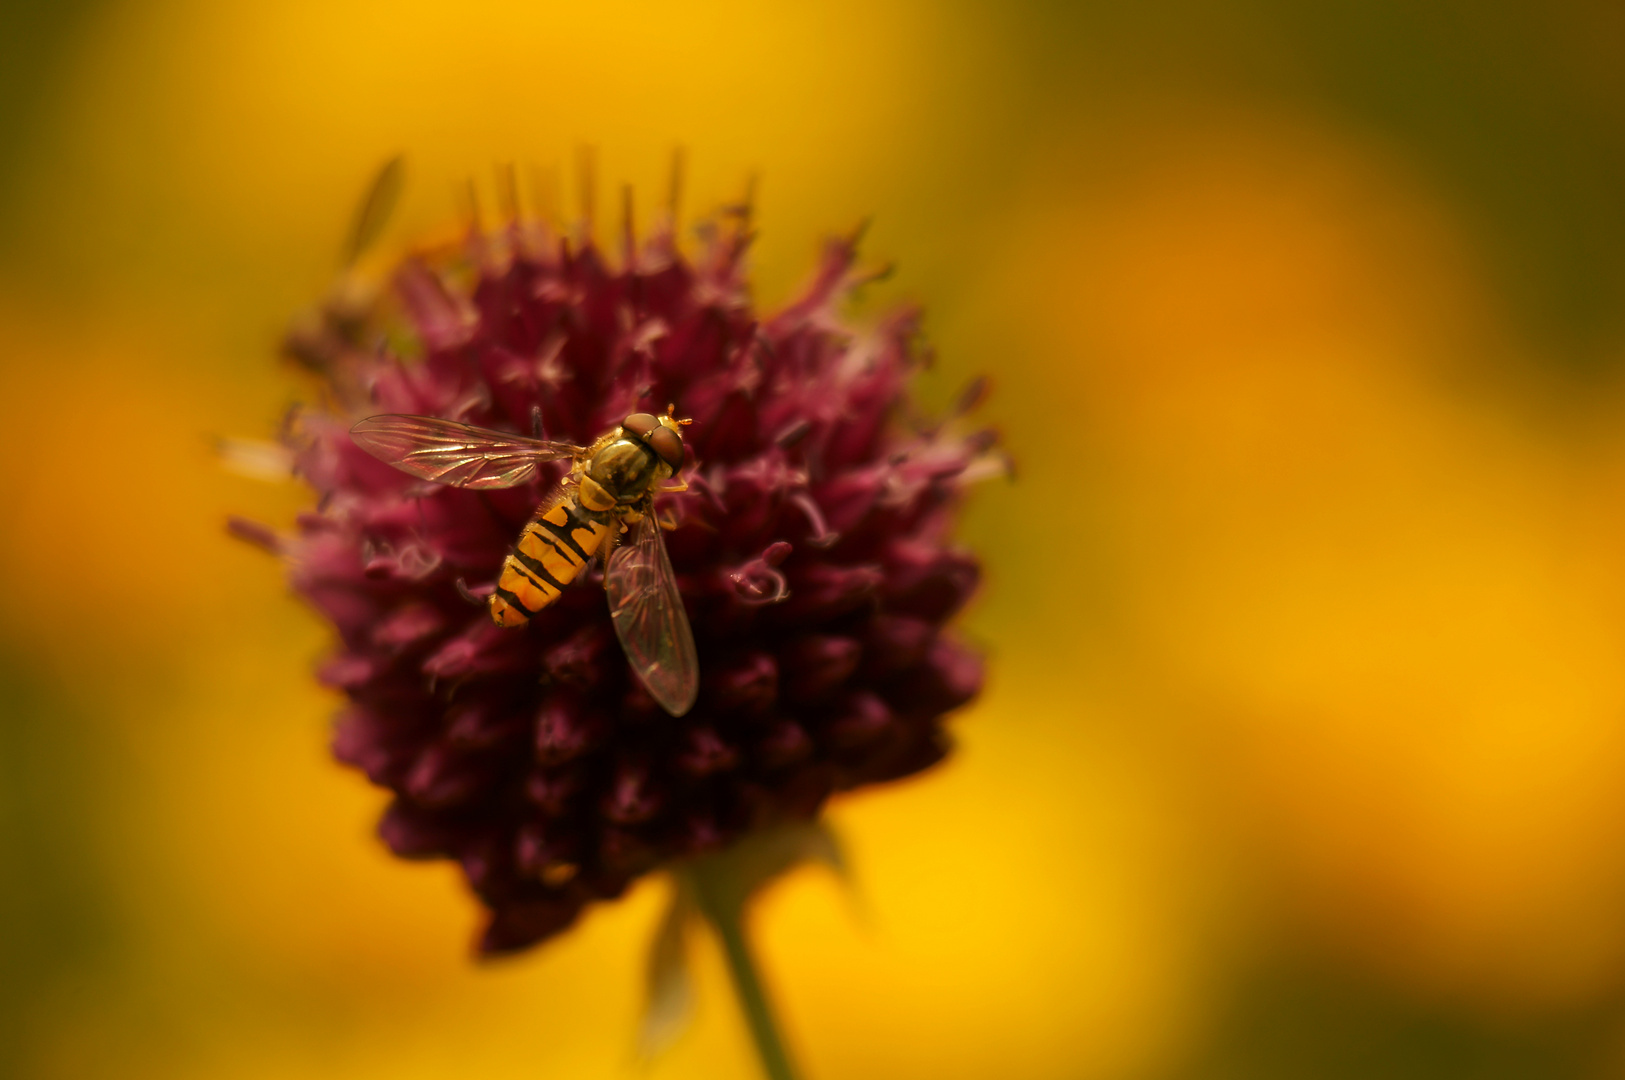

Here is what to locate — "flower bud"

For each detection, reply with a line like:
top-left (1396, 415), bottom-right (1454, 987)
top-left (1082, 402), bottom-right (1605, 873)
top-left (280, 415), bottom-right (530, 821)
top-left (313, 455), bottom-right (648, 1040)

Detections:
top-left (601, 760), bottom-right (662, 825)
top-left (826, 691), bottom-right (895, 749)
top-left (705, 651), bottom-right (779, 714)
top-left (676, 727), bottom-right (739, 777)
top-left (781, 635), bottom-right (862, 701)
top-left (533, 693), bottom-right (607, 766)
top-left (404, 744), bottom-right (492, 808)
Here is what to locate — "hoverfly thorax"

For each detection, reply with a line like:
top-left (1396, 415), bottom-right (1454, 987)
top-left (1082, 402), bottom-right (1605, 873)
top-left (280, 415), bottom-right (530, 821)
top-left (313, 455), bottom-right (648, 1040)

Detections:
top-left (577, 412), bottom-right (688, 512)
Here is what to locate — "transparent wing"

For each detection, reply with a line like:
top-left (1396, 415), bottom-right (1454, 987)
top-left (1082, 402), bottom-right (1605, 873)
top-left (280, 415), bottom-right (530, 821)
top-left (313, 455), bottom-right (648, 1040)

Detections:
top-left (350, 414), bottom-right (582, 489)
top-left (605, 509), bottom-right (699, 717)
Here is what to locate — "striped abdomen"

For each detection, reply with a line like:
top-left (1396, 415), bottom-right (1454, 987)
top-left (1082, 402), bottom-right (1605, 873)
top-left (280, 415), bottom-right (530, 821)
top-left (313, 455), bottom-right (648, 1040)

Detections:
top-left (489, 497), bottom-right (613, 627)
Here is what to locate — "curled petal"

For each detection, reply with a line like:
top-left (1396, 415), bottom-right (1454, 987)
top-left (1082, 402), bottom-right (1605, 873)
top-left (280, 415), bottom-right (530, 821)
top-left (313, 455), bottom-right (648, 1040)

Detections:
top-left (362, 539), bottom-right (443, 582)
top-left (727, 541), bottom-right (793, 605)
top-left (787, 491), bottom-right (839, 548)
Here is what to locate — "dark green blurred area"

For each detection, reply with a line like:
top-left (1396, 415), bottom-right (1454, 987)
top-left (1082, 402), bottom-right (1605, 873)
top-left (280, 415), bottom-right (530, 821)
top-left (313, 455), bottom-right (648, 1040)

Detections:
top-left (1182, 966), bottom-right (1625, 1080)
top-left (0, 0), bottom-right (99, 227)
top-left (1012, 0), bottom-right (1625, 371)
top-left (0, 664), bottom-right (118, 1079)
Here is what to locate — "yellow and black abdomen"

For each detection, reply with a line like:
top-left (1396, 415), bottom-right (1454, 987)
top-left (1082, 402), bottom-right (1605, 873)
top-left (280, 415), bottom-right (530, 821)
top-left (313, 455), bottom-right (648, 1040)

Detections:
top-left (489, 497), bottom-right (612, 627)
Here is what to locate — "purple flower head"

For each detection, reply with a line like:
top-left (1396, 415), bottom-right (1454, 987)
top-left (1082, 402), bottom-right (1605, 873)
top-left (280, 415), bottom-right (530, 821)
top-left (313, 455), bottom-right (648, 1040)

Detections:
top-left (270, 192), bottom-right (1000, 955)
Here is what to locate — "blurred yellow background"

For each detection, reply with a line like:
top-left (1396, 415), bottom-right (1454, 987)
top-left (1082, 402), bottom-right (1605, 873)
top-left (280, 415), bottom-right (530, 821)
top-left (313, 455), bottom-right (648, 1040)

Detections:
top-left (4, 0), bottom-right (1625, 1077)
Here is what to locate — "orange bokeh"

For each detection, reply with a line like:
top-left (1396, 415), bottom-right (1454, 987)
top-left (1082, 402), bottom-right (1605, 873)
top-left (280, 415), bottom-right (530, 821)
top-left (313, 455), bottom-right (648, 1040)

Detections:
top-left (4, 1), bottom-right (1625, 1077)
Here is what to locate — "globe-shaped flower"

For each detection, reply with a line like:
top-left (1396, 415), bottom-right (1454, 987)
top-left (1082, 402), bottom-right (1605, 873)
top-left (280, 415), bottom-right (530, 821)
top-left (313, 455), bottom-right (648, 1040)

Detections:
top-left (262, 188), bottom-right (999, 956)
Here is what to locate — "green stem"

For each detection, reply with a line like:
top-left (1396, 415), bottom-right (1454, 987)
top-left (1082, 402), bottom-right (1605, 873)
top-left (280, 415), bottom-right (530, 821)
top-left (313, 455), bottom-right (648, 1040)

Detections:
top-left (689, 869), bottom-right (803, 1080)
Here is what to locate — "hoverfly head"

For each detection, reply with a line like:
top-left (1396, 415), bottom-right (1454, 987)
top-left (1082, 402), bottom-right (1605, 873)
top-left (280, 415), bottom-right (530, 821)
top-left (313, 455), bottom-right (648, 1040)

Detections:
top-left (622, 409), bottom-right (688, 471)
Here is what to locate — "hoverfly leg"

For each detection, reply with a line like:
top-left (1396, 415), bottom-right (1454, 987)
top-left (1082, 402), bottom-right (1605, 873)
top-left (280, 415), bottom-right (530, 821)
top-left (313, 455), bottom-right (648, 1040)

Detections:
top-left (530, 404), bottom-right (546, 440)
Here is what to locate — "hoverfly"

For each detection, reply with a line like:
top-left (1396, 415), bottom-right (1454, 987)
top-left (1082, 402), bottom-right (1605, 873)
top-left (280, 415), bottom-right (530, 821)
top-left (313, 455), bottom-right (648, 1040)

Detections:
top-left (350, 409), bottom-right (700, 716)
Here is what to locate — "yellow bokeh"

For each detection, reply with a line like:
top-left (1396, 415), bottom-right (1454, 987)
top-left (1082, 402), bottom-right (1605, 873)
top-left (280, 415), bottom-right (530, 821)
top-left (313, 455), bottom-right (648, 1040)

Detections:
top-left (5, 1), bottom-right (1625, 1077)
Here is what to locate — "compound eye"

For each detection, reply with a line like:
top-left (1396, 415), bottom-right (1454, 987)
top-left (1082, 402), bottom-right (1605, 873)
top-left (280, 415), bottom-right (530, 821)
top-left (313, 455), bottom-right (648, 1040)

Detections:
top-left (622, 412), bottom-right (659, 437)
top-left (648, 425), bottom-right (685, 469)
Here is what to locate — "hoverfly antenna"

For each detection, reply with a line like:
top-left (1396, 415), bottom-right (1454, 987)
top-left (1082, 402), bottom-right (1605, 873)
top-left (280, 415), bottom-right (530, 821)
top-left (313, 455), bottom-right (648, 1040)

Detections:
top-left (665, 403), bottom-right (695, 426)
